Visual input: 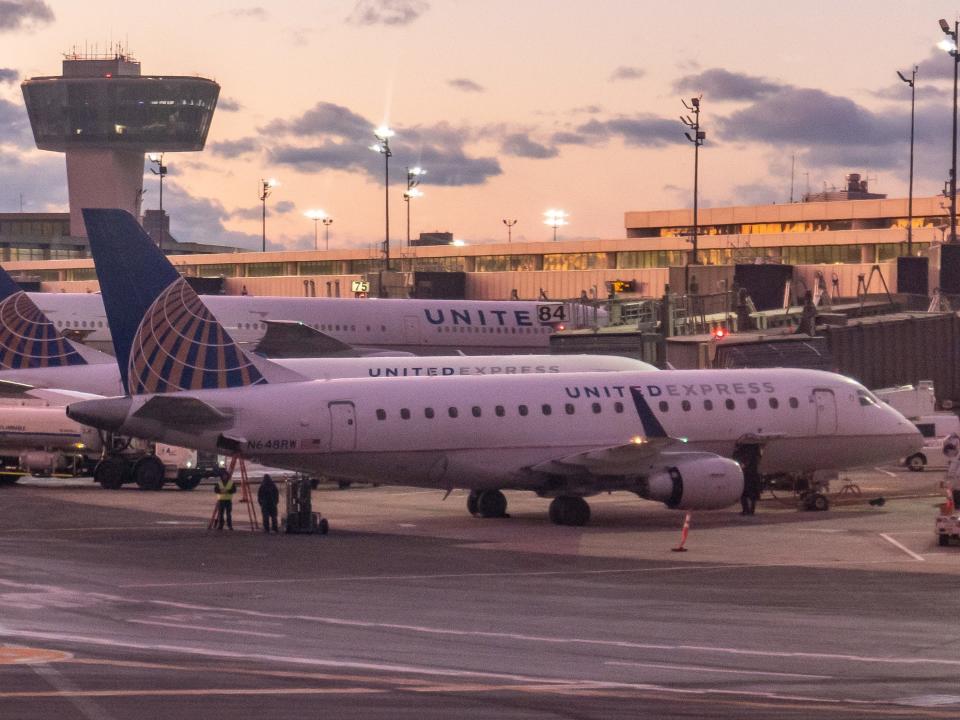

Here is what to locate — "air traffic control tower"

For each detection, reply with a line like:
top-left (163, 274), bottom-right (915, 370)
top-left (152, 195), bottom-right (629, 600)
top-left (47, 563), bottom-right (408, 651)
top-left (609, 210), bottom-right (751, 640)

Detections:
top-left (21, 51), bottom-right (219, 238)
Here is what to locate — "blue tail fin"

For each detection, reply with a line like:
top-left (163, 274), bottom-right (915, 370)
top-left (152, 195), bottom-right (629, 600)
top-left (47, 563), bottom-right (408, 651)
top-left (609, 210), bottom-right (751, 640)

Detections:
top-left (0, 266), bottom-right (88, 369)
top-left (82, 208), bottom-right (266, 395)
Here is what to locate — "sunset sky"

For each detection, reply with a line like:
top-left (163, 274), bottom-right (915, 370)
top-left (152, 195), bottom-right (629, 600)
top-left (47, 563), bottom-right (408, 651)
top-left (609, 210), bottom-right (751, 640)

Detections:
top-left (2, 1), bottom-right (960, 251)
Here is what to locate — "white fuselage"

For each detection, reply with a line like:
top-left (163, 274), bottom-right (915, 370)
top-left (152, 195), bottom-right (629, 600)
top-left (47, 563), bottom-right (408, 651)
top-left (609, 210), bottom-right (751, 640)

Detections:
top-left (0, 354), bottom-right (653, 397)
top-left (29, 294), bottom-right (580, 355)
top-left (71, 368), bottom-right (922, 494)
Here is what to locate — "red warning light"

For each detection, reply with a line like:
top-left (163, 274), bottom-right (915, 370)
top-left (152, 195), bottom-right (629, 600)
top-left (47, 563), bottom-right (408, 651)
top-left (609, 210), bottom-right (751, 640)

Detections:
top-left (104, 73), bottom-right (112, 78)
top-left (555, 323), bottom-right (566, 331)
top-left (712, 328), bottom-right (727, 340)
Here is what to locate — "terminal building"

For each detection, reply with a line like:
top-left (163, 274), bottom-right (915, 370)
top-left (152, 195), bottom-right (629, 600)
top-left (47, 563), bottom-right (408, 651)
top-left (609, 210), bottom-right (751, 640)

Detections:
top-left (4, 179), bottom-right (945, 300)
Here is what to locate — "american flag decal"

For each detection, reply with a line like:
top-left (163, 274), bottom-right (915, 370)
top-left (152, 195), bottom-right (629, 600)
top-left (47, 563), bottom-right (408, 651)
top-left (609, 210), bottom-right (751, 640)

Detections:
top-left (128, 278), bottom-right (265, 393)
top-left (0, 292), bottom-right (86, 368)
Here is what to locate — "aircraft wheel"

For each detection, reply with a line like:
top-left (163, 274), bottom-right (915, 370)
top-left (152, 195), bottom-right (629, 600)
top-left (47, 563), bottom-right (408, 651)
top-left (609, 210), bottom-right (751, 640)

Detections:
top-left (939, 533), bottom-right (950, 547)
top-left (94, 458), bottom-right (126, 490)
top-left (811, 493), bottom-right (830, 512)
top-left (175, 473), bottom-right (202, 491)
top-left (549, 496), bottom-right (591, 526)
top-left (466, 490), bottom-right (481, 516)
top-left (133, 455), bottom-right (165, 491)
top-left (477, 489), bottom-right (507, 518)
top-left (906, 453), bottom-right (926, 472)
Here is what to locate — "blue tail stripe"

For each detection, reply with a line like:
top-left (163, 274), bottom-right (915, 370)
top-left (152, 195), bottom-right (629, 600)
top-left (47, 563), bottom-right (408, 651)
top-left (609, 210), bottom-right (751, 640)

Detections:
top-left (629, 387), bottom-right (668, 438)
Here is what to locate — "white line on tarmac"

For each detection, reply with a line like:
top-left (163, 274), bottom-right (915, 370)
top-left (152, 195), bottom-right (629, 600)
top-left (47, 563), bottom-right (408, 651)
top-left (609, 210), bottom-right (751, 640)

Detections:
top-left (604, 660), bottom-right (830, 680)
top-left (127, 620), bottom-right (282, 638)
top-left (0, 627), bottom-right (908, 709)
top-left (146, 599), bottom-right (960, 670)
top-left (879, 533), bottom-right (925, 562)
top-left (873, 467), bottom-right (898, 478)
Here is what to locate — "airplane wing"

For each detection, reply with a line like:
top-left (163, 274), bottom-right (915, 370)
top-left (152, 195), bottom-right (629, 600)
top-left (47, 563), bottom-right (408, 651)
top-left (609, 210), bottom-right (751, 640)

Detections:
top-left (0, 381), bottom-right (104, 405)
top-left (252, 320), bottom-right (362, 358)
top-left (132, 395), bottom-right (233, 427)
top-left (529, 437), bottom-right (678, 475)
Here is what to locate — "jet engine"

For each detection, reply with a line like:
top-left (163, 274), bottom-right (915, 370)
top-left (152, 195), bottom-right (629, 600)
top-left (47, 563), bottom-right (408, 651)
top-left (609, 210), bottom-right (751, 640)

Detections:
top-left (642, 452), bottom-right (743, 510)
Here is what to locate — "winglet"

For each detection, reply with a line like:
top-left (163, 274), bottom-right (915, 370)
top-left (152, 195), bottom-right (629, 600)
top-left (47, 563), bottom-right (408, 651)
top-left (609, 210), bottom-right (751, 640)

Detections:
top-left (629, 386), bottom-right (669, 438)
top-left (82, 209), bottom-right (300, 395)
top-left (0, 265), bottom-right (89, 369)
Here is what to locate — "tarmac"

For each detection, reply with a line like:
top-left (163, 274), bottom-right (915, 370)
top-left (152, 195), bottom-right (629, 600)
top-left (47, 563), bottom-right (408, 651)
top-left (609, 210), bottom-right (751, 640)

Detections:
top-left (1, 464), bottom-right (958, 719)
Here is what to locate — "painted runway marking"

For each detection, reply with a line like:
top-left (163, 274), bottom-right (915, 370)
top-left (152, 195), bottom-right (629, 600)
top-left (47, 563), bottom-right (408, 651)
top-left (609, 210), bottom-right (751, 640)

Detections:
top-left (0, 688), bottom-right (385, 699)
top-left (879, 533), bottom-right (925, 562)
top-left (605, 660), bottom-right (830, 679)
top-left (873, 467), bottom-right (898, 478)
top-left (127, 620), bottom-right (283, 638)
top-left (143, 599), bottom-right (960, 670)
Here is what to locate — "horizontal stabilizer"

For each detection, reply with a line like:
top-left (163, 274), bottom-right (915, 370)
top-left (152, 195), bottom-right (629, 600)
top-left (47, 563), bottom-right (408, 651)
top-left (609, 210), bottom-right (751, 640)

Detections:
top-left (0, 380), bottom-right (103, 405)
top-left (253, 320), bottom-right (362, 358)
top-left (132, 395), bottom-right (233, 428)
top-left (529, 437), bottom-right (677, 476)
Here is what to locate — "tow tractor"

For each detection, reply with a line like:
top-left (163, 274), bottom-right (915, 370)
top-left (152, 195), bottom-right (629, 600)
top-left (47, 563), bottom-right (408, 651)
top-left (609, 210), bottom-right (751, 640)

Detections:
top-left (937, 433), bottom-right (960, 547)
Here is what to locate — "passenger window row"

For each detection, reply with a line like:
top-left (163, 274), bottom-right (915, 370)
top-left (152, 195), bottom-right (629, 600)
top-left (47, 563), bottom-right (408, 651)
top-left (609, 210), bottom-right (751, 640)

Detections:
top-left (435, 326), bottom-right (549, 334)
top-left (660, 397), bottom-right (800, 412)
top-left (375, 401), bottom-right (626, 421)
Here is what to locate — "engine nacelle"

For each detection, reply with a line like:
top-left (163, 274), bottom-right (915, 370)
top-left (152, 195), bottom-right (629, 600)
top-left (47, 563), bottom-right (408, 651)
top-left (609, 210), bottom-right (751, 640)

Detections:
top-left (644, 453), bottom-right (743, 510)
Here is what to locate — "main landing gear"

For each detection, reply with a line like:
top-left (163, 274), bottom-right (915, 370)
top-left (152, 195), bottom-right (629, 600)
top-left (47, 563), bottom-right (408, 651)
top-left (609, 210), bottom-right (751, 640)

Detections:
top-left (548, 496), bottom-right (591, 527)
top-left (467, 489), bottom-right (508, 518)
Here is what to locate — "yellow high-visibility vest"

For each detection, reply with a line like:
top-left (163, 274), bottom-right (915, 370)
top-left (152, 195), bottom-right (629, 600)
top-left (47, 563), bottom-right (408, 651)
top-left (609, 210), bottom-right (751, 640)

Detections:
top-left (216, 478), bottom-right (235, 501)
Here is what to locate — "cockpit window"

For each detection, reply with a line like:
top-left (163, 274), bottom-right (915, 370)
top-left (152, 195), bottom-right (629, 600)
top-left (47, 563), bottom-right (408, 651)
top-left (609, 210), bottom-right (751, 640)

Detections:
top-left (857, 390), bottom-right (879, 407)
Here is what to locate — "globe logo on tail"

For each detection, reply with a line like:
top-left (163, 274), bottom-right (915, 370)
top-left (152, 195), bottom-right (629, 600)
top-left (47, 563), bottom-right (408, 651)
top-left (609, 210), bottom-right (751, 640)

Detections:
top-left (128, 278), bottom-right (264, 393)
top-left (0, 292), bottom-right (87, 368)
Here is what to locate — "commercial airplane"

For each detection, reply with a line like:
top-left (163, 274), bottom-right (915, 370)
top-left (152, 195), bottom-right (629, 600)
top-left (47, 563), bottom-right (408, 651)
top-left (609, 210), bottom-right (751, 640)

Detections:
top-left (27, 213), bottom-right (592, 357)
top-left (66, 209), bottom-right (922, 525)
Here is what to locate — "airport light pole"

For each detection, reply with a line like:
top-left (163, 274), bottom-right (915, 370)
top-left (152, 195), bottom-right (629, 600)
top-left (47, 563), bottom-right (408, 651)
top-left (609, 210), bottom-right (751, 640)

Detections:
top-left (940, 18), bottom-right (959, 244)
top-left (322, 216), bottom-right (333, 250)
top-left (502, 218), bottom-right (517, 243)
top-left (370, 127), bottom-right (394, 276)
top-left (681, 96), bottom-right (706, 275)
top-left (404, 166), bottom-right (425, 249)
top-left (259, 178), bottom-right (279, 252)
top-left (543, 209), bottom-right (568, 242)
top-left (898, 66), bottom-right (918, 255)
top-left (304, 209), bottom-right (328, 251)
top-left (148, 153), bottom-right (167, 252)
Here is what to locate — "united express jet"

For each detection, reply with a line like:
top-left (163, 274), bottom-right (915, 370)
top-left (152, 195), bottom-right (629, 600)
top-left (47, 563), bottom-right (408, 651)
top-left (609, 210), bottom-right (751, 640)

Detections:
top-left (67, 209), bottom-right (922, 525)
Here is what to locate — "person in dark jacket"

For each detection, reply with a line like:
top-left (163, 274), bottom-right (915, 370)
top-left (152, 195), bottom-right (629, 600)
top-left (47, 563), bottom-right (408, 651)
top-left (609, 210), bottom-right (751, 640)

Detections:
top-left (258, 474), bottom-right (280, 533)
top-left (734, 444), bottom-right (763, 516)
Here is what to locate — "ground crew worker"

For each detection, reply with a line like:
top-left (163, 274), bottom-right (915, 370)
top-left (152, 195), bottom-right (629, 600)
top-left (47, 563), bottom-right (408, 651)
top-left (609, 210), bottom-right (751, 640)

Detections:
top-left (734, 443), bottom-right (763, 515)
top-left (258, 474), bottom-right (280, 533)
top-left (214, 471), bottom-right (236, 530)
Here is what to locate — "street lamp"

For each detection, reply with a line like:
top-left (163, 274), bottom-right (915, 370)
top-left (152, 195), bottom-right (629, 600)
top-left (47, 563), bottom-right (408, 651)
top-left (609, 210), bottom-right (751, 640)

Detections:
top-left (148, 153), bottom-right (167, 252)
top-left (897, 66), bottom-right (918, 254)
top-left (322, 216), bottom-right (334, 249)
top-left (305, 209), bottom-right (329, 251)
top-left (543, 209), bottom-right (568, 242)
top-left (680, 96), bottom-right (706, 278)
top-left (502, 218), bottom-right (517, 243)
top-left (404, 166), bottom-right (426, 248)
top-left (259, 178), bottom-right (279, 252)
top-left (369, 126), bottom-right (394, 277)
top-left (940, 18), bottom-right (959, 244)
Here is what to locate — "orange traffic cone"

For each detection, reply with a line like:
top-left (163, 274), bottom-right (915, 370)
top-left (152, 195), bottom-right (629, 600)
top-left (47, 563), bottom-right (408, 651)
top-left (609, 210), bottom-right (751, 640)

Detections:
top-left (671, 512), bottom-right (691, 552)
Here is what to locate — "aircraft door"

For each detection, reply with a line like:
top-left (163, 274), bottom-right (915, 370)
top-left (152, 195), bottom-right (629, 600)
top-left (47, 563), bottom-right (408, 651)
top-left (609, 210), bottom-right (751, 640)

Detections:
top-left (813, 389), bottom-right (838, 435)
top-left (403, 315), bottom-right (422, 345)
top-left (329, 402), bottom-right (357, 451)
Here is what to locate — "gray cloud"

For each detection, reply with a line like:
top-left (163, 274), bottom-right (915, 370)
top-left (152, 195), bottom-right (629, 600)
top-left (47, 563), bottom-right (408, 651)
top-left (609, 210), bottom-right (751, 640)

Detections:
top-left (162, 182), bottom-right (262, 250)
top-left (210, 137), bottom-right (259, 158)
top-left (0, 0), bottom-right (53, 31)
top-left (0, 98), bottom-right (34, 148)
top-left (347, 0), bottom-right (429, 26)
top-left (218, 96), bottom-right (242, 112)
top-left (674, 68), bottom-right (786, 101)
top-left (264, 103), bottom-right (501, 186)
top-left (0, 67), bottom-right (18, 84)
top-left (274, 200), bottom-right (295, 214)
top-left (500, 132), bottom-right (558, 159)
top-left (913, 46), bottom-right (955, 81)
top-left (550, 131), bottom-right (594, 146)
top-left (871, 81), bottom-right (950, 102)
top-left (222, 6), bottom-right (267, 20)
top-left (448, 78), bottom-right (485, 93)
top-left (571, 105), bottom-right (603, 114)
top-left (0, 150), bottom-right (65, 211)
top-left (576, 116), bottom-right (681, 147)
top-left (609, 66), bottom-right (644, 82)
top-left (227, 200), bottom-right (296, 221)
